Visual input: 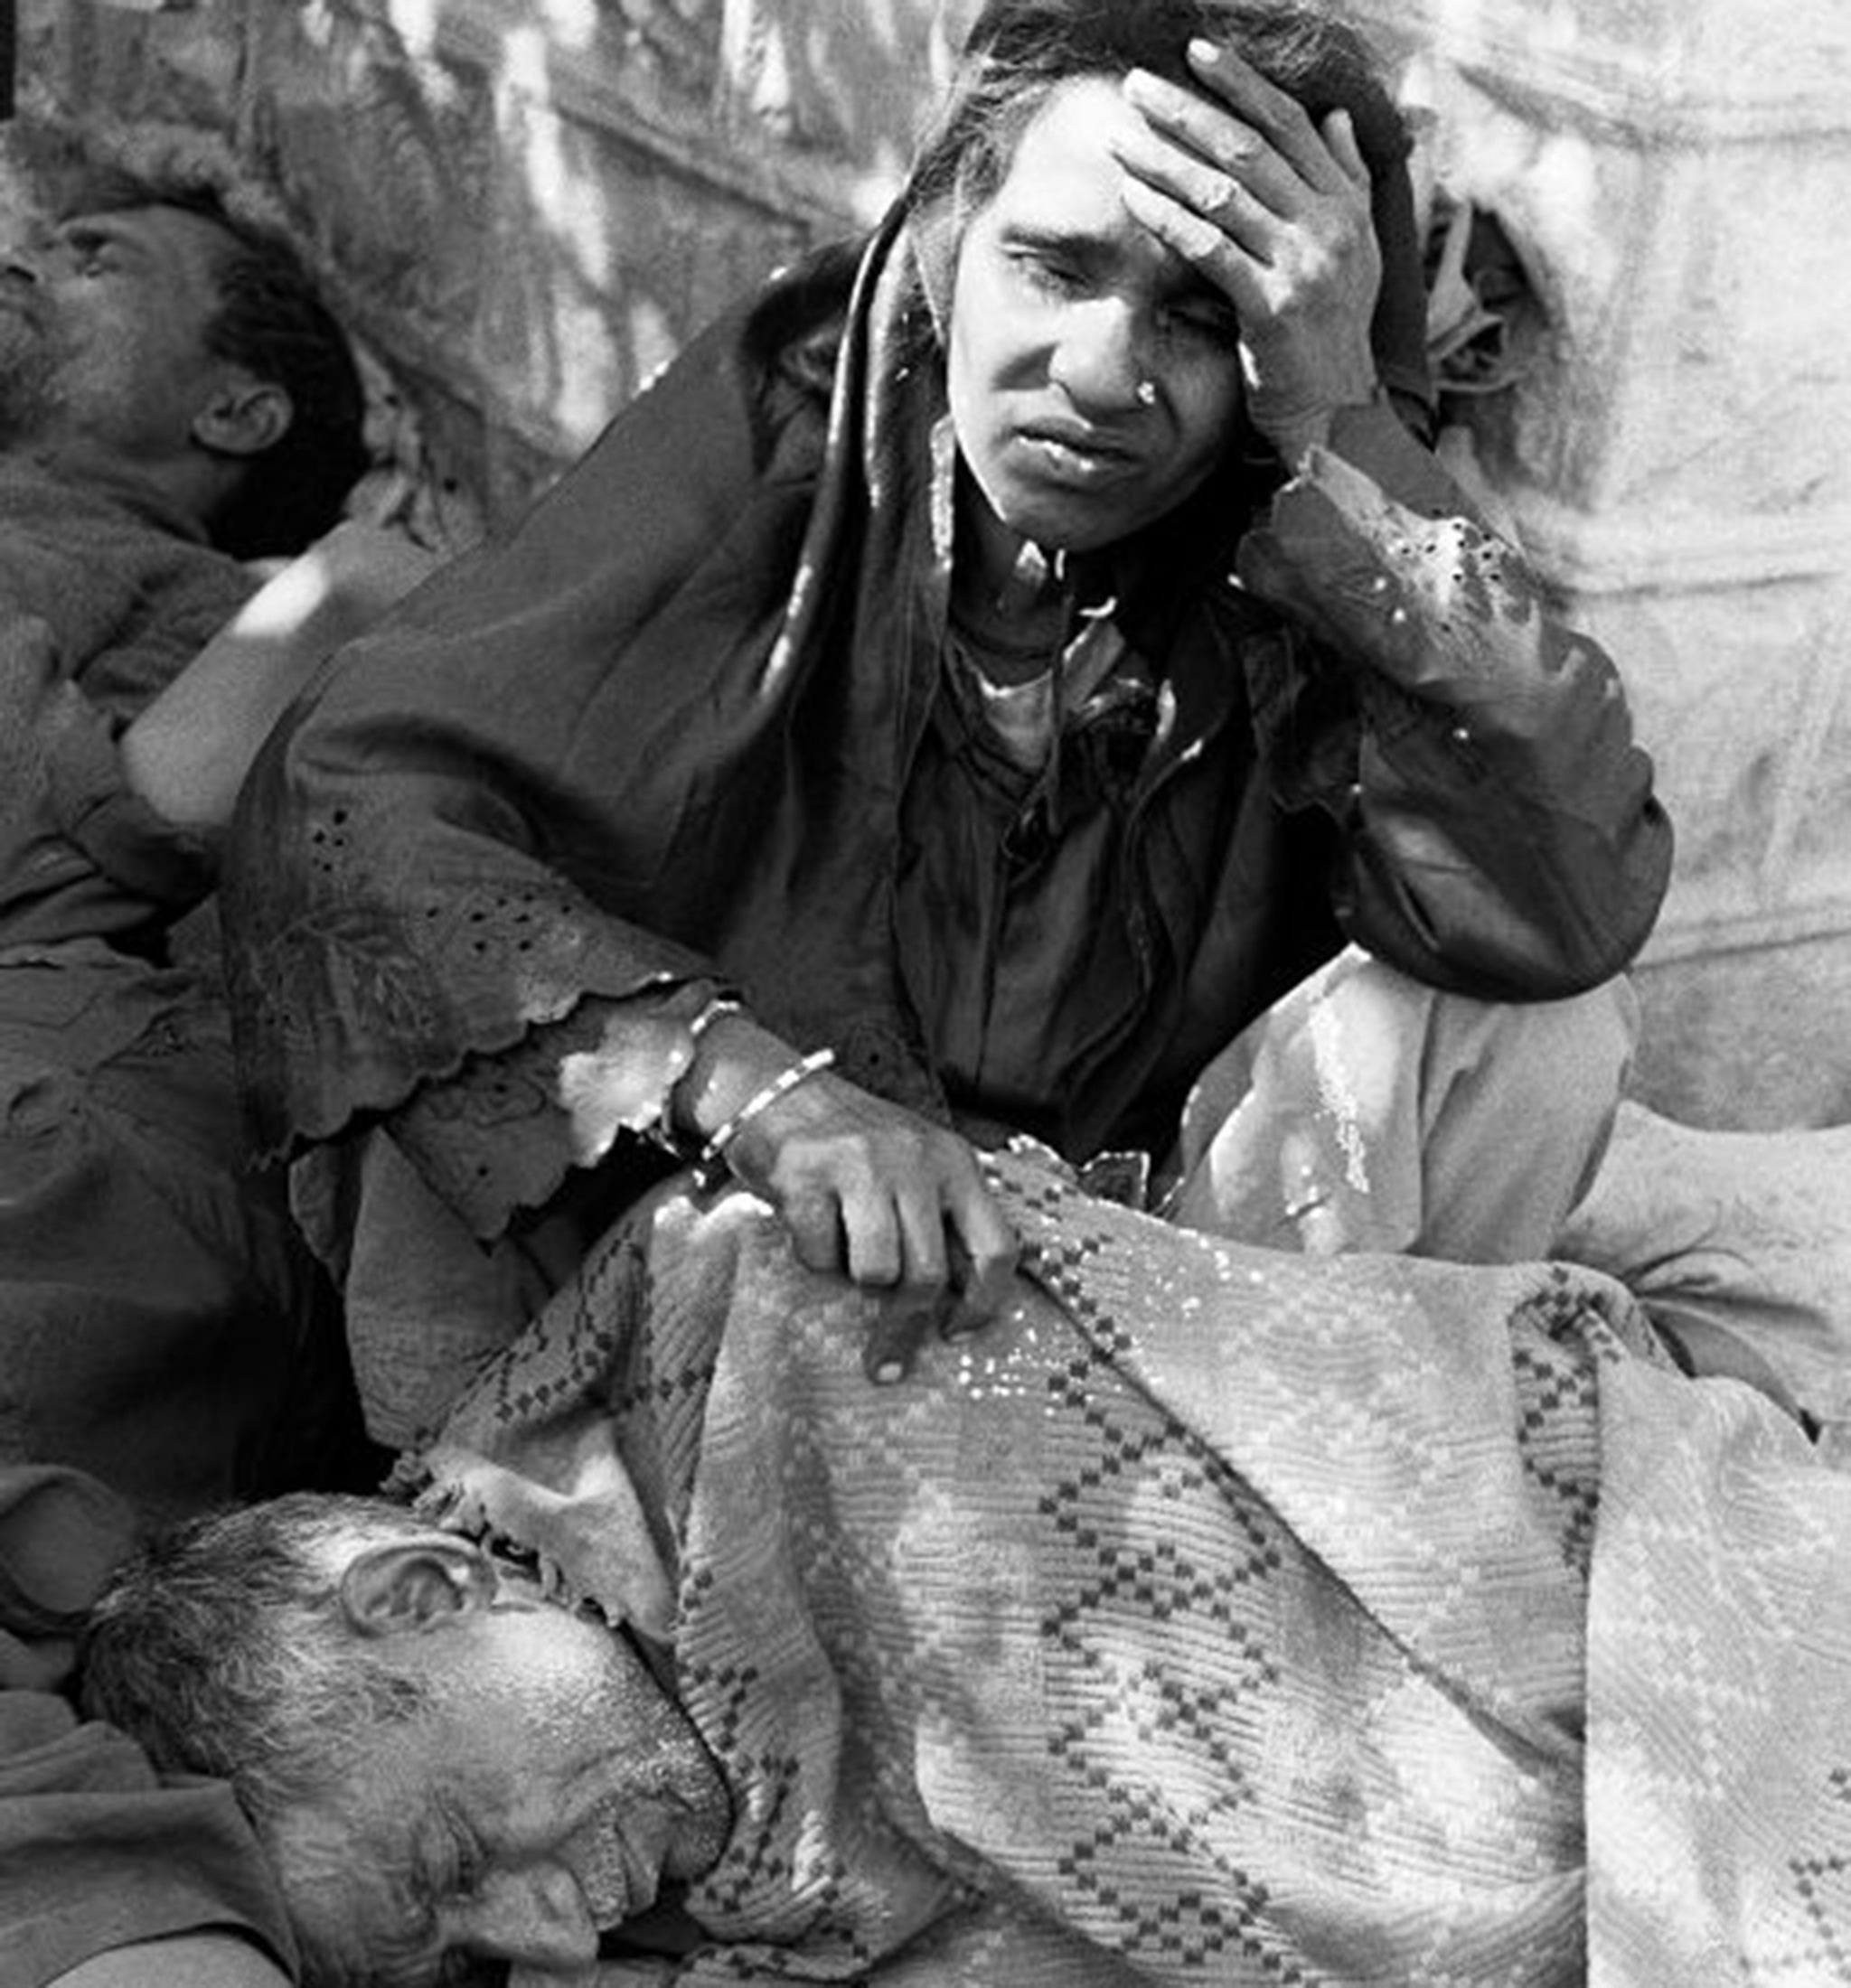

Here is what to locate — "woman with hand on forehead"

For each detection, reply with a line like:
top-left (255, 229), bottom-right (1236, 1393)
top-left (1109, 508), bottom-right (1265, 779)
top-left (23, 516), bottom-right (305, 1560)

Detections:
top-left (226, 0), bottom-right (1670, 1407)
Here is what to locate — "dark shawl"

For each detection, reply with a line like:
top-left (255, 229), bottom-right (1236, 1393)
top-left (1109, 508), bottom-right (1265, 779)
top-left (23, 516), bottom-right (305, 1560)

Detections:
top-left (225, 112), bottom-right (1665, 1225)
top-left (224, 213), bottom-right (1325, 1163)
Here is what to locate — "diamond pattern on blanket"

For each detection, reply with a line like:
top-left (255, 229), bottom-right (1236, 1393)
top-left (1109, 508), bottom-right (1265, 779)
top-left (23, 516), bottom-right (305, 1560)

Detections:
top-left (1508, 1331), bottom-right (1601, 1576)
top-left (630, 1167), bottom-right (1583, 1979)
top-left (1036, 1338), bottom-right (1285, 1969)
top-left (409, 1151), bottom-right (1851, 1983)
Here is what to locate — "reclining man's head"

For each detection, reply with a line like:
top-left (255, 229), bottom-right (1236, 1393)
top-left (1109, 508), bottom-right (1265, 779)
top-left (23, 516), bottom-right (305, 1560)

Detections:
top-left (0, 172), bottom-right (367, 558)
top-left (80, 1492), bottom-right (732, 1987)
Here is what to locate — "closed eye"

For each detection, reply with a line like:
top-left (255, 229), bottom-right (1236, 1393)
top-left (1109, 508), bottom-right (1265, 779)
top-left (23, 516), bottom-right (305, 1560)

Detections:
top-left (50, 226), bottom-right (123, 277)
top-left (1007, 246), bottom-right (1090, 300)
top-left (434, 1952), bottom-right (502, 1987)
top-left (1156, 290), bottom-right (1240, 345)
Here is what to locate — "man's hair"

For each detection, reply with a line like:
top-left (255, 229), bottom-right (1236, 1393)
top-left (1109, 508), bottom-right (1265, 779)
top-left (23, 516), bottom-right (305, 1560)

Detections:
top-left (68, 171), bottom-right (369, 558)
top-left (78, 1493), bottom-right (434, 1846)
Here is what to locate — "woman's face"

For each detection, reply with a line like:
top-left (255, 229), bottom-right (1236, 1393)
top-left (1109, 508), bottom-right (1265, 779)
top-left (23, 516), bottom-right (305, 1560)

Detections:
top-left (946, 74), bottom-right (1245, 566)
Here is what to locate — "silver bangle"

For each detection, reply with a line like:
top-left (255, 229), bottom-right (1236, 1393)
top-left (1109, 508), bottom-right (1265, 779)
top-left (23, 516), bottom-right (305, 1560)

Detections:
top-left (687, 993), bottom-right (744, 1042)
top-left (696, 1046), bottom-right (836, 1186)
top-left (650, 994), bottom-right (747, 1160)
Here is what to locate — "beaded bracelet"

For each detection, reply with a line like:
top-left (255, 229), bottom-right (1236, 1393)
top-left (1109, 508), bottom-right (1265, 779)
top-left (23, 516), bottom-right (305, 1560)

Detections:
top-left (696, 1046), bottom-right (836, 1187)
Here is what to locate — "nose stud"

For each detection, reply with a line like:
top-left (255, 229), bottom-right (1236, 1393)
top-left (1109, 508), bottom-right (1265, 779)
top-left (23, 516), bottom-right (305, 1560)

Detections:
top-left (1135, 380), bottom-right (1157, 408)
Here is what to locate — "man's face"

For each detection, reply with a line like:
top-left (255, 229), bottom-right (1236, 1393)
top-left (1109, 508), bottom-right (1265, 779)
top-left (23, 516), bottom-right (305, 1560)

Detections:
top-left (0, 202), bottom-right (240, 459)
top-left (272, 1566), bottom-right (728, 1987)
top-left (946, 74), bottom-right (1245, 568)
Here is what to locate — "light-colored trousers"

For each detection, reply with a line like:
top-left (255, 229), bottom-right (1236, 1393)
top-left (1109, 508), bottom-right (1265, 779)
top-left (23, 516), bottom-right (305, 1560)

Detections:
top-left (1163, 945), bottom-right (1640, 1263)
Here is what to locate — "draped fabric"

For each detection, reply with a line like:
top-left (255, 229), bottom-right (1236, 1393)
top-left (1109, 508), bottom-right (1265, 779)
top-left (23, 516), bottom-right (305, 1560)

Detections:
top-left (0, 465), bottom-right (362, 1524)
top-left (0, 461), bottom-right (253, 749)
top-left (227, 210), bottom-right (1668, 1239)
top-left (401, 1152), bottom-right (1851, 1984)
top-left (0, 941), bottom-right (353, 1521)
top-left (0, 1465), bottom-right (297, 1988)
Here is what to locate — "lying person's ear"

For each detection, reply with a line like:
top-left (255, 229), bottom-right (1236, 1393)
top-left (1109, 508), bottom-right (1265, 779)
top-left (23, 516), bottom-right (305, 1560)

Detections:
top-left (192, 374), bottom-right (294, 458)
top-left (337, 1535), bottom-right (498, 1637)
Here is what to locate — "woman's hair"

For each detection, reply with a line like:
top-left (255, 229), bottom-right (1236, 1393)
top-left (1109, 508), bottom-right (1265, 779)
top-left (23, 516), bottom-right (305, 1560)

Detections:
top-left (78, 1493), bottom-right (433, 1852)
top-left (67, 171), bottom-right (370, 559)
top-left (910, 0), bottom-right (1405, 216)
top-left (903, 0), bottom-right (1432, 424)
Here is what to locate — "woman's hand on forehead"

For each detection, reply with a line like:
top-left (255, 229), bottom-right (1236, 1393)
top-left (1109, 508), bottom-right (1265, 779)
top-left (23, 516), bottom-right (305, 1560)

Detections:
top-left (1107, 38), bottom-right (1384, 463)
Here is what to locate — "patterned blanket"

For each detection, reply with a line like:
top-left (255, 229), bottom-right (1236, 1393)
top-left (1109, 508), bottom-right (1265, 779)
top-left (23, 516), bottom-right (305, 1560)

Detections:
top-left (400, 1150), bottom-right (1851, 1984)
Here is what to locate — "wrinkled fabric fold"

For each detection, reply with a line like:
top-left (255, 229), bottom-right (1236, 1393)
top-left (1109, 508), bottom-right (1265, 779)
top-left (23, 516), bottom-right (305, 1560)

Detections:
top-left (393, 1149), bottom-right (1851, 1983)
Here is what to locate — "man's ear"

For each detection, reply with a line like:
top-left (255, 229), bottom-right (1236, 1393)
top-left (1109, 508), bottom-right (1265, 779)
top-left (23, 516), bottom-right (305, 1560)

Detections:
top-left (337, 1536), bottom-right (498, 1638)
top-left (191, 375), bottom-right (293, 460)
